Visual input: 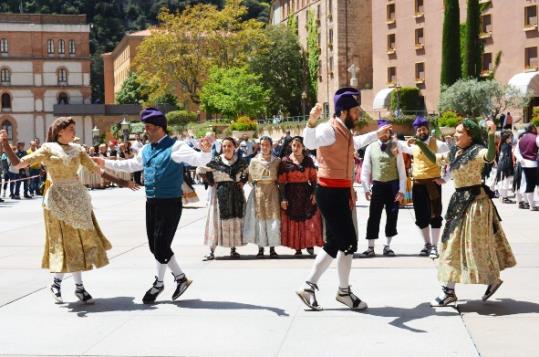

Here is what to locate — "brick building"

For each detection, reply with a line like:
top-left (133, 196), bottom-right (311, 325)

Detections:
top-left (362, 0), bottom-right (539, 121)
top-left (102, 30), bottom-right (150, 104)
top-left (0, 13), bottom-right (92, 144)
top-left (270, 0), bottom-right (373, 116)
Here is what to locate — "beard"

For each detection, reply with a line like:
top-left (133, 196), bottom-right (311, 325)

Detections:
top-left (418, 133), bottom-right (429, 141)
top-left (344, 112), bottom-right (355, 129)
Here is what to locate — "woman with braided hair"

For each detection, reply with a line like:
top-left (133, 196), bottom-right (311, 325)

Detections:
top-left (0, 118), bottom-right (137, 305)
top-left (412, 119), bottom-right (516, 307)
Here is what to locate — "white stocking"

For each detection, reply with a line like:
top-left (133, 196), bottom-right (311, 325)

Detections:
top-left (167, 255), bottom-right (184, 278)
top-left (337, 252), bottom-right (353, 289)
top-left (72, 271), bottom-right (83, 285)
top-left (420, 227), bottom-right (430, 245)
top-left (304, 249), bottom-right (333, 287)
top-left (431, 228), bottom-right (441, 247)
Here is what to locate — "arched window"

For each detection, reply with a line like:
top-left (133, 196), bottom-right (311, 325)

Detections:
top-left (0, 38), bottom-right (8, 54)
top-left (58, 39), bottom-right (65, 54)
top-left (0, 68), bottom-right (10, 84)
top-left (47, 39), bottom-right (54, 54)
top-left (1, 120), bottom-right (13, 140)
top-left (57, 68), bottom-right (68, 84)
top-left (58, 92), bottom-right (69, 105)
top-left (1, 93), bottom-right (12, 111)
top-left (68, 40), bottom-right (76, 55)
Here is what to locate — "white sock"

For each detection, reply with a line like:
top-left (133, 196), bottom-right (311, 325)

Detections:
top-left (431, 228), bottom-right (441, 247)
top-left (368, 239), bottom-right (375, 249)
top-left (167, 255), bottom-right (184, 279)
top-left (526, 193), bottom-right (535, 208)
top-left (499, 188), bottom-right (507, 199)
top-left (156, 261), bottom-right (167, 287)
top-left (385, 236), bottom-right (393, 247)
top-left (72, 271), bottom-right (83, 285)
top-left (337, 252), bottom-right (353, 289)
top-left (304, 249), bottom-right (333, 288)
top-left (53, 272), bottom-right (64, 281)
top-left (420, 227), bottom-right (430, 245)
top-left (516, 190), bottom-right (523, 203)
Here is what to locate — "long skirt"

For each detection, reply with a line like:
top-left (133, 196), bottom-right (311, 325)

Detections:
top-left (243, 183), bottom-right (281, 247)
top-left (203, 184), bottom-right (245, 248)
top-left (42, 209), bottom-right (111, 273)
top-left (437, 191), bottom-right (516, 285)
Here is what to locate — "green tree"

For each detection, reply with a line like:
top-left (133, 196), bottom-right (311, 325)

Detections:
top-left (116, 72), bottom-right (148, 104)
top-left (389, 87), bottom-right (425, 113)
top-left (200, 66), bottom-right (269, 119)
top-left (249, 26), bottom-right (307, 116)
top-left (306, 9), bottom-right (320, 103)
top-left (464, 0), bottom-right (481, 78)
top-left (441, 0), bottom-right (462, 87)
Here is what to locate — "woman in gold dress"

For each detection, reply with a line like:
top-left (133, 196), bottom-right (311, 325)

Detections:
top-left (413, 120), bottom-right (516, 306)
top-left (0, 118), bottom-right (136, 304)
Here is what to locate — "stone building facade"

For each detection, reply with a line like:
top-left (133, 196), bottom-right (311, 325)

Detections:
top-left (270, 0), bottom-right (373, 116)
top-left (0, 13), bottom-right (92, 144)
top-left (102, 30), bottom-right (150, 104)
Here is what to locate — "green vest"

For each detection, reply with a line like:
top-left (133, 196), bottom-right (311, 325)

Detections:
top-left (371, 141), bottom-right (398, 182)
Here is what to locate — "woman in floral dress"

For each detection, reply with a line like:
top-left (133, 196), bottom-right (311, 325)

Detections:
top-left (197, 137), bottom-right (249, 260)
top-left (278, 136), bottom-right (324, 256)
top-left (0, 118), bottom-right (135, 305)
top-left (413, 119), bottom-right (516, 306)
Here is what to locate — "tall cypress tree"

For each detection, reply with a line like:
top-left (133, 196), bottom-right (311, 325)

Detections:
top-left (441, 0), bottom-right (462, 87)
top-left (464, 0), bottom-right (481, 78)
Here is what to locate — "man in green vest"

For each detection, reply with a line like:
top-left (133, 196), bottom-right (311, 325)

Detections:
top-left (360, 119), bottom-right (407, 257)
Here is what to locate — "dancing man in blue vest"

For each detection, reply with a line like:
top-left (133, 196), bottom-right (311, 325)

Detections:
top-left (93, 108), bottom-right (212, 304)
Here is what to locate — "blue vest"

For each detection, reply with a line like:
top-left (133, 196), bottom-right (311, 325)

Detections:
top-left (142, 136), bottom-right (184, 199)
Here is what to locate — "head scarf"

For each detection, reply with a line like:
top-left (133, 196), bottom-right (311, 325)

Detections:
top-left (140, 108), bottom-right (167, 129)
top-left (462, 119), bottom-right (485, 145)
top-left (412, 115), bottom-right (429, 129)
top-left (334, 87), bottom-right (360, 114)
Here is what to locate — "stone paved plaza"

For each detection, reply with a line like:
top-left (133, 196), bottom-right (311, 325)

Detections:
top-left (0, 184), bottom-right (538, 357)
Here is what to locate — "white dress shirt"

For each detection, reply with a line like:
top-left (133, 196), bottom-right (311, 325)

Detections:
top-left (303, 118), bottom-right (379, 151)
top-left (104, 135), bottom-right (212, 173)
top-left (361, 140), bottom-right (407, 194)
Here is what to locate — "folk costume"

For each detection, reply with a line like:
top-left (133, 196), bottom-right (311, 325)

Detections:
top-left (278, 146), bottom-right (324, 255)
top-left (399, 116), bottom-right (449, 258)
top-left (197, 153), bottom-right (249, 259)
top-left (416, 119), bottom-right (516, 306)
top-left (296, 88), bottom-right (380, 311)
top-left (496, 131), bottom-right (515, 204)
top-left (243, 150), bottom-right (281, 257)
top-left (0, 117), bottom-right (132, 304)
top-left (361, 119), bottom-right (407, 257)
top-left (104, 108), bottom-right (211, 304)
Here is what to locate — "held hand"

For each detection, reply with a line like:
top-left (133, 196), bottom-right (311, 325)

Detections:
top-left (376, 124), bottom-right (393, 139)
top-left (199, 137), bottom-right (211, 153)
top-left (127, 181), bottom-right (141, 191)
top-left (364, 191), bottom-right (372, 201)
top-left (434, 178), bottom-right (446, 185)
top-left (486, 120), bottom-right (496, 135)
top-left (394, 192), bottom-right (404, 203)
top-left (407, 137), bottom-right (416, 146)
top-left (281, 201), bottom-right (288, 210)
top-left (0, 129), bottom-right (8, 143)
top-left (308, 103), bottom-right (323, 127)
top-left (92, 157), bottom-right (105, 169)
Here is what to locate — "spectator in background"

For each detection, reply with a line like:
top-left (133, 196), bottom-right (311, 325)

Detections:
top-left (27, 140), bottom-right (42, 196)
top-left (503, 112), bottom-right (513, 130)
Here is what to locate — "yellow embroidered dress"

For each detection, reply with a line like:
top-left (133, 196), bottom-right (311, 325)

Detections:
top-left (436, 146), bottom-right (516, 285)
top-left (20, 143), bottom-right (111, 273)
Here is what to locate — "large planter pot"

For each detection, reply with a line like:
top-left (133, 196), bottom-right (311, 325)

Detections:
top-left (440, 126), bottom-right (456, 136)
top-left (232, 130), bottom-right (256, 139)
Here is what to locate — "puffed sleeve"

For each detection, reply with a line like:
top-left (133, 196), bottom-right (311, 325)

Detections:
top-left (80, 150), bottom-right (101, 174)
top-left (20, 147), bottom-right (49, 167)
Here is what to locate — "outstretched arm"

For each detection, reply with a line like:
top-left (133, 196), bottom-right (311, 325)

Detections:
top-left (0, 130), bottom-right (28, 169)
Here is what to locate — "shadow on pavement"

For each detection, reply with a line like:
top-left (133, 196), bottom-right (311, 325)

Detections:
top-left (63, 296), bottom-right (156, 317)
top-left (457, 298), bottom-right (539, 316)
top-left (324, 302), bottom-right (457, 333)
top-left (175, 299), bottom-right (289, 316)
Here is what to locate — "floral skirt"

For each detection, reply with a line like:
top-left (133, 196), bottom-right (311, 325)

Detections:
top-left (42, 208), bottom-right (111, 273)
top-left (437, 192), bottom-right (516, 285)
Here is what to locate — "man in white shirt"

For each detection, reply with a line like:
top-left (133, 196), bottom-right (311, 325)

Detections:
top-left (514, 124), bottom-right (539, 211)
top-left (93, 108), bottom-right (212, 304)
top-left (295, 87), bottom-right (391, 311)
top-left (360, 119), bottom-right (407, 257)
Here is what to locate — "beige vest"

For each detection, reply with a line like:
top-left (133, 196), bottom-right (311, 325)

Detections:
top-left (317, 118), bottom-right (354, 180)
